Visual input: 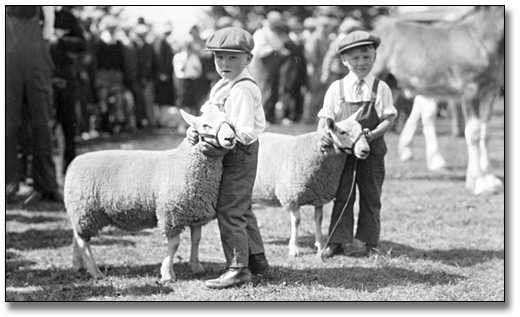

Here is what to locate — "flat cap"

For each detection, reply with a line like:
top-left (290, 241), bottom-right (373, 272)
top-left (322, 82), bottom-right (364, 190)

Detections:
top-left (205, 27), bottom-right (254, 54)
top-left (337, 30), bottom-right (380, 54)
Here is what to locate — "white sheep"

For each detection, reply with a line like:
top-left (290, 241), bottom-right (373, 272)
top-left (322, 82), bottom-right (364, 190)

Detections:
top-left (252, 116), bottom-right (370, 256)
top-left (64, 109), bottom-right (236, 283)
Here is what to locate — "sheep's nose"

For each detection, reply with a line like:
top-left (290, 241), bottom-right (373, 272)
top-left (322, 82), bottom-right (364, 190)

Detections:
top-left (361, 149), bottom-right (369, 155)
top-left (224, 136), bottom-right (235, 143)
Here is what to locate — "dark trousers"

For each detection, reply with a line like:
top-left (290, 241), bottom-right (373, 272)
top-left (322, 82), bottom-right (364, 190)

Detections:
top-left (216, 141), bottom-right (265, 268)
top-left (5, 14), bottom-right (59, 194)
top-left (328, 153), bottom-right (385, 246)
top-left (254, 54), bottom-right (281, 123)
top-left (54, 67), bottom-right (78, 174)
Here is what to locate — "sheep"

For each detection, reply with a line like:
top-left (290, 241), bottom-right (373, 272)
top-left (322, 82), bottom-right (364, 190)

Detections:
top-left (252, 116), bottom-right (370, 256)
top-left (64, 108), bottom-right (237, 283)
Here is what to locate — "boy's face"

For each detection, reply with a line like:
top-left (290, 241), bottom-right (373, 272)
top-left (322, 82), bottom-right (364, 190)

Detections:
top-left (340, 45), bottom-right (376, 79)
top-left (214, 51), bottom-right (252, 81)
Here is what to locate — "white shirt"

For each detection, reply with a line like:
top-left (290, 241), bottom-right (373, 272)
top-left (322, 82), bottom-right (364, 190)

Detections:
top-left (201, 69), bottom-right (266, 145)
top-left (318, 72), bottom-right (397, 122)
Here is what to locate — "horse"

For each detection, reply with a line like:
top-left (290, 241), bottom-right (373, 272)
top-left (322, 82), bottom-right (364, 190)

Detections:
top-left (372, 6), bottom-right (504, 195)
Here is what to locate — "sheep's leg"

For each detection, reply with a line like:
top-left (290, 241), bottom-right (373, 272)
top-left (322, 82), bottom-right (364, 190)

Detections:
top-left (72, 236), bottom-right (85, 270)
top-left (288, 207), bottom-right (301, 257)
top-left (160, 234), bottom-right (180, 283)
top-left (189, 225), bottom-right (204, 274)
top-left (73, 231), bottom-right (104, 279)
top-left (313, 205), bottom-right (324, 252)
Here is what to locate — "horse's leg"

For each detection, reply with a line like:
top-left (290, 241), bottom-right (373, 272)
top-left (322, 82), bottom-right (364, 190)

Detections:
top-left (288, 206), bottom-right (301, 257)
top-left (450, 101), bottom-right (465, 137)
top-left (160, 234), bottom-right (180, 283)
top-left (420, 96), bottom-right (446, 171)
top-left (398, 95), bottom-right (423, 161)
top-left (189, 225), bottom-right (204, 274)
top-left (479, 90), bottom-right (504, 192)
top-left (313, 205), bottom-right (324, 252)
top-left (73, 231), bottom-right (104, 279)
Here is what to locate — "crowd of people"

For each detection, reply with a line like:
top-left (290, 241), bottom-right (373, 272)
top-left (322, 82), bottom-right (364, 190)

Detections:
top-left (5, 6), bottom-right (366, 205)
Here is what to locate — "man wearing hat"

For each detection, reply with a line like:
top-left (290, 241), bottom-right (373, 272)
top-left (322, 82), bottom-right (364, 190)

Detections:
top-left (249, 11), bottom-right (290, 123)
top-left (317, 30), bottom-right (398, 258)
top-left (186, 27), bottom-right (269, 289)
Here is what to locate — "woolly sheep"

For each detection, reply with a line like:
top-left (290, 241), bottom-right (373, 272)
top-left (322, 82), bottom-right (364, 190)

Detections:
top-left (252, 116), bottom-right (370, 256)
top-left (64, 109), bottom-right (236, 283)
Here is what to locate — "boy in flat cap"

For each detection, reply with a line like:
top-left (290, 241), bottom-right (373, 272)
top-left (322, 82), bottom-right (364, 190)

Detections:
top-left (186, 27), bottom-right (268, 289)
top-left (317, 30), bottom-right (397, 258)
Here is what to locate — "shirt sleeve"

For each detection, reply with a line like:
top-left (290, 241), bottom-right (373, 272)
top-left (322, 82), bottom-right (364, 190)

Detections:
top-left (227, 85), bottom-right (257, 145)
top-left (317, 83), bottom-right (338, 120)
top-left (377, 82), bottom-right (398, 120)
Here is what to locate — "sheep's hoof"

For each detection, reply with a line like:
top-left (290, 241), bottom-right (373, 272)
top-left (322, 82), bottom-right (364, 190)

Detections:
top-left (159, 275), bottom-right (176, 284)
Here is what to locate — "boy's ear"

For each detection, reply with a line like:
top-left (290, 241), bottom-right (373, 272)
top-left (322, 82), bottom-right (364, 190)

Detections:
top-left (245, 53), bottom-right (252, 65)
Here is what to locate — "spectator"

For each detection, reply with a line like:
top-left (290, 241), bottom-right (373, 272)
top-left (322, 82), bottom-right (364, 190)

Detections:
top-left (94, 15), bottom-right (127, 134)
top-left (303, 16), bottom-right (334, 124)
top-left (49, 5), bottom-right (86, 175)
top-left (152, 21), bottom-right (176, 128)
top-left (249, 11), bottom-right (290, 124)
top-left (278, 17), bottom-right (307, 125)
top-left (133, 19), bottom-right (157, 128)
top-left (173, 35), bottom-right (205, 115)
top-left (5, 6), bottom-right (63, 204)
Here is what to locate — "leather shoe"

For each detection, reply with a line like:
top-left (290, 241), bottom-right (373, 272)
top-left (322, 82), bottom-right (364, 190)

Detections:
top-left (249, 253), bottom-right (269, 275)
top-left (205, 267), bottom-right (252, 289)
top-left (321, 243), bottom-right (343, 259)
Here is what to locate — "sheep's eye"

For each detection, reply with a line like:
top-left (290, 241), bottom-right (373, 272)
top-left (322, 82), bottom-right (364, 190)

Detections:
top-left (339, 130), bottom-right (346, 135)
top-left (202, 124), bottom-right (211, 129)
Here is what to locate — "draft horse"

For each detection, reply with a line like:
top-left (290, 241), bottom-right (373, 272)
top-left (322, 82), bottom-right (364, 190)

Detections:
top-left (373, 6), bottom-right (504, 194)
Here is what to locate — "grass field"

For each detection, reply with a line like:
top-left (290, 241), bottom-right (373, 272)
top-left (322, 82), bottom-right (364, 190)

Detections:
top-left (4, 99), bottom-right (505, 301)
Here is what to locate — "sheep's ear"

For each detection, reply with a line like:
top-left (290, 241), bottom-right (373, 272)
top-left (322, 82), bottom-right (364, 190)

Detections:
top-left (326, 117), bottom-right (336, 132)
top-left (180, 109), bottom-right (198, 127)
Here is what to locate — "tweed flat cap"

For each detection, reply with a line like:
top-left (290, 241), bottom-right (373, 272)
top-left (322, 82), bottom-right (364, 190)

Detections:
top-left (205, 27), bottom-right (254, 54)
top-left (337, 30), bottom-right (380, 54)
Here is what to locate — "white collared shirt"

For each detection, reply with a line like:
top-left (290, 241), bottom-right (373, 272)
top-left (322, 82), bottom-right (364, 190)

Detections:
top-left (318, 72), bottom-right (397, 122)
top-left (201, 69), bottom-right (266, 145)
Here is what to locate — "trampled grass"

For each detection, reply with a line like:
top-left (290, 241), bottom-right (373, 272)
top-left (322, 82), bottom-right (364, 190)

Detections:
top-left (5, 99), bottom-right (505, 301)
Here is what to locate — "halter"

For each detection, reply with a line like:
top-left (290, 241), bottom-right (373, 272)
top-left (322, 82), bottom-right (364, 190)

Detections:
top-left (197, 120), bottom-right (251, 155)
top-left (336, 130), bottom-right (367, 156)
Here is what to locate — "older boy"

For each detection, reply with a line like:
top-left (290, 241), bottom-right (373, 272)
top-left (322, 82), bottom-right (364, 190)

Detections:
top-left (186, 27), bottom-right (268, 288)
top-left (318, 30), bottom-right (397, 258)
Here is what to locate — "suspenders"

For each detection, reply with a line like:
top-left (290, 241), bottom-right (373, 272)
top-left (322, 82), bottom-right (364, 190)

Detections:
top-left (220, 77), bottom-right (258, 108)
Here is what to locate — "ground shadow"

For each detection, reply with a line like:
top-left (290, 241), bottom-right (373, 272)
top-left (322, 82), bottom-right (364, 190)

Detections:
top-left (6, 213), bottom-right (65, 224)
top-left (379, 240), bottom-right (504, 268)
top-left (6, 228), bottom-right (137, 250)
top-left (261, 265), bottom-right (464, 292)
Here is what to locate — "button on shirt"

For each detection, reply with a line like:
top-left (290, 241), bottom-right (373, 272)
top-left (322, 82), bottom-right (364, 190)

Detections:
top-left (317, 72), bottom-right (397, 122)
top-left (201, 69), bottom-right (266, 145)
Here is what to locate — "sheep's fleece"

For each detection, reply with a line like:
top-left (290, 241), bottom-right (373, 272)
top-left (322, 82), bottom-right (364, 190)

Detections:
top-left (64, 140), bottom-right (221, 240)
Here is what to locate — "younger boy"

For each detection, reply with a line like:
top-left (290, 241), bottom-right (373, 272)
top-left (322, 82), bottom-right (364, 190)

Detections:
top-left (186, 27), bottom-right (268, 288)
top-left (317, 30), bottom-right (397, 258)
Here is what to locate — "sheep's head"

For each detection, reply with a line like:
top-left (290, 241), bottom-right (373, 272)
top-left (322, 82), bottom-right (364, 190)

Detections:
top-left (325, 118), bottom-right (370, 160)
top-left (181, 108), bottom-right (237, 157)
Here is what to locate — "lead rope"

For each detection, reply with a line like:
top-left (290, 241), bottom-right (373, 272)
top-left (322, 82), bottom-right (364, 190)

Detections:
top-left (320, 157), bottom-right (358, 261)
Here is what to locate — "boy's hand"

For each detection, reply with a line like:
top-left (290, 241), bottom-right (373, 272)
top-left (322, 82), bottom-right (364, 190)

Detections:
top-left (363, 128), bottom-right (373, 143)
top-left (186, 126), bottom-right (199, 145)
top-left (319, 129), bottom-right (333, 150)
